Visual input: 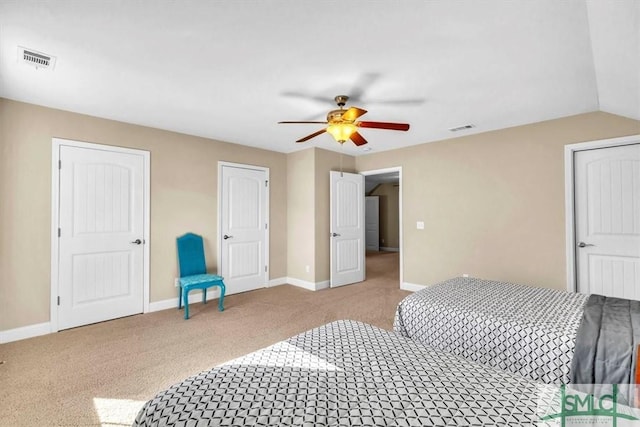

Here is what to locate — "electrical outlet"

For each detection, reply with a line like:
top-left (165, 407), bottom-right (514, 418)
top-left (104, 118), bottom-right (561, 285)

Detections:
top-left (305, 265), bottom-right (310, 273)
top-left (462, 274), bottom-right (469, 278)
top-left (417, 221), bottom-right (425, 230)
top-left (381, 239), bottom-right (385, 244)
top-left (174, 278), bottom-right (180, 287)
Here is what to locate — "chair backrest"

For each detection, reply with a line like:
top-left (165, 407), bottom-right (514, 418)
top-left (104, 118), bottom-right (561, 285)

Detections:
top-left (176, 233), bottom-right (207, 277)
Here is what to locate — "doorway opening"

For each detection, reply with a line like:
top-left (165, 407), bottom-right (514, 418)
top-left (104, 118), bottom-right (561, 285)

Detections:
top-left (361, 167), bottom-right (402, 288)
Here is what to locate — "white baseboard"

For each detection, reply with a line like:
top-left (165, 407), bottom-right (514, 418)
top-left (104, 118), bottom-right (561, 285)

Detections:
top-left (0, 321), bottom-right (52, 344)
top-left (401, 282), bottom-right (427, 292)
top-left (1, 277), bottom-right (331, 343)
top-left (268, 277), bottom-right (287, 287)
top-left (380, 247), bottom-right (400, 252)
top-left (286, 277), bottom-right (330, 291)
top-left (315, 280), bottom-right (330, 291)
top-left (148, 289), bottom-right (221, 313)
top-left (151, 277), bottom-right (326, 313)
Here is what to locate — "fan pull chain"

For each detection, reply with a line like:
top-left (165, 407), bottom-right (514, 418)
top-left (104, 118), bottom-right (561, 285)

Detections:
top-left (340, 144), bottom-right (344, 177)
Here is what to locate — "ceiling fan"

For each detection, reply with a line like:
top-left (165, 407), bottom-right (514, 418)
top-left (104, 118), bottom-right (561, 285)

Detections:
top-left (278, 95), bottom-right (410, 146)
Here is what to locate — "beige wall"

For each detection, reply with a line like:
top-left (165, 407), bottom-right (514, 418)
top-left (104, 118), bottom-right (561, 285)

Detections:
top-left (0, 98), bottom-right (288, 331)
top-left (2, 97), bottom-right (639, 332)
top-left (286, 149), bottom-right (315, 282)
top-left (286, 147), bottom-right (355, 284)
top-left (356, 112), bottom-right (640, 290)
top-left (370, 183), bottom-right (400, 249)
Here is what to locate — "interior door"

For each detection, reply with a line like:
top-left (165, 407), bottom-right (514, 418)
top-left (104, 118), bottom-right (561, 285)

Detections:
top-left (220, 164), bottom-right (268, 294)
top-left (58, 145), bottom-right (145, 330)
top-left (330, 171), bottom-right (365, 287)
top-left (575, 143), bottom-right (640, 299)
top-left (365, 196), bottom-right (380, 251)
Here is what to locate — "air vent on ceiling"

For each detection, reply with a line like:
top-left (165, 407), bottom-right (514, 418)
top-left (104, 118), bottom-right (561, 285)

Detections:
top-left (18, 46), bottom-right (56, 70)
top-left (448, 124), bottom-right (475, 132)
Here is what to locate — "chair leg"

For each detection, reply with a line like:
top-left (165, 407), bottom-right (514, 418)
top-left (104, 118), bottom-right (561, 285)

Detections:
top-left (183, 289), bottom-right (190, 320)
top-left (218, 283), bottom-right (226, 312)
top-left (178, 286), bottom-right (182, 309)
top-left (203, 288), bottom-right (207, 304)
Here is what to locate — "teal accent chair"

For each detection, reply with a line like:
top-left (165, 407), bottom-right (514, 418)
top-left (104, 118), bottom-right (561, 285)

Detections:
top-left (176, 233), bottom-right (225, 319)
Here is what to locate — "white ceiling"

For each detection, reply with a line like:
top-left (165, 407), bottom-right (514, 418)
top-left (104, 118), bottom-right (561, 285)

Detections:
top-left (0, 1), bottom-right (638, 156)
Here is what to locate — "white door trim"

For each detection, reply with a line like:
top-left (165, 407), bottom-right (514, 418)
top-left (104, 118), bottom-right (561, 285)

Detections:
top-left (360, 167), bottom-right (403, 288)
top-left (564, 134), bottom-right (640, 293)
top-left (50, 138), bottom-right (151, 333)
top-left (217, 161), bottom-right (270, 286)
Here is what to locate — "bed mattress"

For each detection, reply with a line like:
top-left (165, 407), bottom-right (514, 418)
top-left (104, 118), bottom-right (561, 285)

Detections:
top-left (134, 320), bottom-right (545, 426)
top-left (394, 277), bottom-right (589, 384)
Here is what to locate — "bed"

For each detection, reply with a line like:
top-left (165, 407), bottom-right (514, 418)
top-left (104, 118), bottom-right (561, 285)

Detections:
top-left (394, 277), bottom-right (640, 405)
top-left (393, 277), bottom-right (589, 385)
top-left (134, 320), bottom-right (546, 426)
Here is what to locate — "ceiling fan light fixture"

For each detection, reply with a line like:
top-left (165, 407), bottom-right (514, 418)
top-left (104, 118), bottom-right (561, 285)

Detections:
top-left (279, 94), bottom-right (409, 146)
top-left (327, 123), bottom-right (357, 143)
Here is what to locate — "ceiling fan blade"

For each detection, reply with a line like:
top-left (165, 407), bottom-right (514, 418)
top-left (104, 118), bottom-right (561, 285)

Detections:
top-left (281, 91), bottom-right (335, 104)
top-left (296, 128), bottom-right (326, 143)
top-left (279, 121), bottom-right (328, 124)
top-left (363, 98), bottom-right (425, 106)
top-left (349, 72), bottom-right (381, 102)
top-left (349, 131), bottom-right (368, 146)
top-left (358, 121), bottom-right (410, 131)
top-left (342, 107), bottom-right (367, 121)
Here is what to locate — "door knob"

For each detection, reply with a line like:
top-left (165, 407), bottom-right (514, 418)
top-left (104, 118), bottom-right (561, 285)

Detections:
top-left (331, 233), bottom-right (341, 237)
top-left (223, 234), bottom-right (233, 240)
top-left (131, 239), bottom-right (142, 245)
top-left (577, 242), bottom-right (594, 248)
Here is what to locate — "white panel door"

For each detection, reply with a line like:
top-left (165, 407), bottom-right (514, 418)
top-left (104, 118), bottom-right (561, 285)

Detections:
top-left (58, 145), bottom-right (145, 330)
top-left (220, 165), bottom-right (267, 294)
top-left (365, 196), bottom-right (380, 251)
top-left (330, 171), bottom-right (365, 287)
top-left (575, 143), bottom-right (640, 299)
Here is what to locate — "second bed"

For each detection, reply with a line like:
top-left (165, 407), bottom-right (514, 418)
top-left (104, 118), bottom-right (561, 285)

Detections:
top-left (394, 277), bottom-right (589, 384)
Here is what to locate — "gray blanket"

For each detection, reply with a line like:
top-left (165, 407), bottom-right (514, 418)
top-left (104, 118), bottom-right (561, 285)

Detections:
top-left (571, 294), bottom-right (640, 404)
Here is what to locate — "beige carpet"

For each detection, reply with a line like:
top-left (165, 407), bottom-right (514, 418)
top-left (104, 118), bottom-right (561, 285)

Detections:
top-left (0, 252), bottom-right (407, 426)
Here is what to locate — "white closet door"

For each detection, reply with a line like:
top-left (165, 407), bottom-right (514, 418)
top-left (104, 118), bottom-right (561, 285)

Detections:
top-left (575, 143), bottom-right (640, 299)
top-left (58, 145), bottom-right (145, 330)
top-left (220, 165), bottom-right (268, 294)
top-left (365, 196), bottom-right (380, 251)
top-left (330, 171), bottom-right (365, 287)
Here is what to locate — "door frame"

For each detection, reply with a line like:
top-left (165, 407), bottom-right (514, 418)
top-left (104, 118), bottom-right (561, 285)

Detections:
top-left (360, 167), bottom-right (403, 288)
top-left (563, 134), bottom-right (640, 293)
top-left (50, 138), bottom-right (151, 333)
top-left (217, 161), bottom-right (270, 287)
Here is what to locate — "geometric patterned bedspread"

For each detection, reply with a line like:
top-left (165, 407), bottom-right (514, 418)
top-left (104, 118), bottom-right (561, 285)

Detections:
top-left (134, 320), bottom-right (545, 426)
top-left (394, 277), bottom-right (589, 385)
